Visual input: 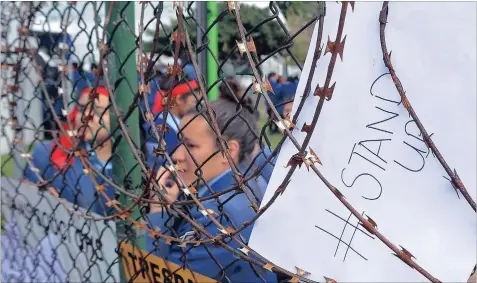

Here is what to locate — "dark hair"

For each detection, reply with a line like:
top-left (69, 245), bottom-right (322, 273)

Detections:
top-left (218, 78), bottom-right (259, 119)
top-left (267, 72), bottom-right (277, 80)
top-left (179, 51), bottom-right (189, 63)
top-left (185, 81), bottom-right (259, 164)
top-left (219, 77), bottom-right (241, 99)
top-left (159, 77), bottom-right (196, 101)
top-left (287, 76), bottom-right (299, 83)
top-left (159, 75), bottom-right (172, 90)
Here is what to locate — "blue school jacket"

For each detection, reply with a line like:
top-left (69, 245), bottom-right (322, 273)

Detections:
top-left (265, 79), bottom-right (281, 113)
top-left (183, 64), bottom-right (198, 80)
top-left (137, 74), bottom-right (159, 114)
top-left (144, 168), bottom-right (275, 282)
top-left (250, 146), bottom-right (276, 184)
top-left (143, 114), bottom-right (181, 170)
top-left (23, 141), bottom-right (115, 216)
top-left (273, 81), bottom-right (298, 117)
top-left (71, 68), bottom-right (98, 96)
top-left (277, 81), bottom-right (298, 113)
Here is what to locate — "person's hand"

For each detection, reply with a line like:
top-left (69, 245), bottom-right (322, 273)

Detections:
top-left (469, 273), bottom-right (476, 283)
top-left (149, 166), bottom-right (181, 213)
top-left (468, 266), bottom-right (476, 283)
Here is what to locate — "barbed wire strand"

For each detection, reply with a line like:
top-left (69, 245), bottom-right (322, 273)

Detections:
top-left (379, 1), bottom-right (475, 212)
top-left (2, 1), bottom-right (467, 282)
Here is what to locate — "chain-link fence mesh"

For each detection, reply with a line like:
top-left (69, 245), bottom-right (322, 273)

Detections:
top-left (2, 1), bottom-right (476, 283)
top-left (1, 1), bottom-right (324, 282)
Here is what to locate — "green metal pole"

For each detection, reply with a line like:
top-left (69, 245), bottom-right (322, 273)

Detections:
top-left (206, 1), bottom-right (219, 101)
top-left (106, 1), bottom-right (143, 281)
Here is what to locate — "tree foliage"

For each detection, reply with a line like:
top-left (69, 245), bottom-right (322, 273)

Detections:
top-left (143, 2), bottom-right (288, 61)
top-left (276, 1), bottom-right (325, 65)
top-left (276, 1), bottom-right (323, 20)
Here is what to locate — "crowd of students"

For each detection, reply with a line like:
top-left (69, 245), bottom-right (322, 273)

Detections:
top-left (265, 72), bottom-right (299, 134)
top-left (6, 62), bottom-right (298, 281)
top-left (4, 63), bottom-right (476, 283)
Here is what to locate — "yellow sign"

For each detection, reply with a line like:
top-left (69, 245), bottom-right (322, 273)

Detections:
top-left (120, 242), bottom-right (216, 283)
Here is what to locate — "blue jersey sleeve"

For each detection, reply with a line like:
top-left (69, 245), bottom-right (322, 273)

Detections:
top-left (144, 178), bottom-right (276, 281)
top-left (23, 141), bottom-right (115, 216)
top-left (23, 142), bottom-right (54, 184)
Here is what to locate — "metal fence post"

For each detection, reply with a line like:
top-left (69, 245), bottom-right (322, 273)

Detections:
top-left (105, 1), bottom-right (144, 280)
top-left (196, 1), bottom-right (208, 81)
top-left (206, 1), bottom-right (218, 101)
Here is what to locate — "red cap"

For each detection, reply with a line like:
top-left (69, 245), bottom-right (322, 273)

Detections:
top-left (152, 80), bottom-right (198, 114)
top-left (50, 86), bottom-right (109, 170)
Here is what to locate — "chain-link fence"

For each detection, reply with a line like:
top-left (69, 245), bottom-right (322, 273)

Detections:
top-left (2, 1), bottom-right (476, 283)
top-left (0, 1), bottom-right (323, 282)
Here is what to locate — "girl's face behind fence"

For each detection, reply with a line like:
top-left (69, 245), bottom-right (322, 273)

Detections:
top-left (176, 93), bottom-right (198, 118)
top-left (75, 92), bottom-right (110, 142)
top-left (172, 114), bottom-right (238, 186)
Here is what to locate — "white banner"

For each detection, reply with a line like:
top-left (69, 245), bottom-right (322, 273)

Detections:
top-left (1, 177), bottom-right (120, 282)
top-left (249, 2), bottom-right (476, 282)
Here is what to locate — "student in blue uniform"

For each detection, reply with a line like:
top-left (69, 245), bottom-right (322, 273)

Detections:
top-left (278, 78), bottom-right (298, 119)
top-left (247, 76), bottom-right (298, 184)
top-left (180, 52), bottom-right (198, 80)
top-left (266, 72), bottom-right (285, 134)
top-left (23, 79), bottom-right (115, 216)
top-left (249, 144), bottom-right (276, 184)
top-left (144, 90), bottom-right (275, 282)
top-left (218, 78), bottom-right (276, 184)
top-left (251, 78), bottom-right (298, 184)
top-left (137, 73), bottom-right (159, 115)
top-left (71, 62), bottom-right (90, 97)
top-left (274, 76), bottom-right (288, 115)
top-left (137, 64), bottom-right (170, 115)
top-left (265, 72), bottom-right (279, 113)
top-left (144, 79), bottom-right (200, 170)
